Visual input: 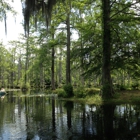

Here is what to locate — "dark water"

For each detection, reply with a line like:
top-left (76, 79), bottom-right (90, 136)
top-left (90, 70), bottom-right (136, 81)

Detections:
top-left (1, 92), bottom-right (140, 140)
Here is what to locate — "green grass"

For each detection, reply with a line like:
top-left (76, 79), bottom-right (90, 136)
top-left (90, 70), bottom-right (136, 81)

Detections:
top-left (85, 94), bottom-right (103, 105)
top-left (67, 90), bottom-right (140, 105)
top-left (51, 88), bottom-right (140, 105)
top-left (109, 90), bottom-right (140, 104)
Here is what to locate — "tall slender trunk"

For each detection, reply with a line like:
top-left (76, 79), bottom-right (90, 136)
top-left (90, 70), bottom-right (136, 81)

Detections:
top-left (66, 12), bottom-right (71, 84)
top-left (102, 0), bottom-right (113, 98)
top-left (58, 52), bottom-right (62, 86)
top-left (25, 37), bottom-right (29, 86)
top-left (39, 63), bottom-right (44, 88)
top-left (79, 10), bottom-right (84, 86)
top-left (17, 56), bottom-right (22, 86)
top-left (11, 48), bottom-right (16, 88)
top-left (51, 33), bottom-right (55, 90)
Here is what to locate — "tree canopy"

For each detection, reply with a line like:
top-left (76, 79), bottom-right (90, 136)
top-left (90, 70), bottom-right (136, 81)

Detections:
top-left (0, 0), bottom-right (140, 98)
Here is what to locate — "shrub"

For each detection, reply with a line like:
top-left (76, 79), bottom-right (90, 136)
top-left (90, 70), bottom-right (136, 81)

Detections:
top-left (63, 84), bottom-right (74, 97)
top-left (119, 85), bottom-right (126, 90)
top-left (20, 82), bottom-right (30, 90)
top-left (132, 83), bottom-right (139, 90)
top-left (114, 84), bottom-right (126, 91)
top-left (52, 89), bottom-right (66, 97)
top-left (74, 87), bottom-right (85, 98)
top-left (57, 89), bottom-right (67, 97)
top-left (85, 88), bottom-right (98, 96)
top-left (87, 94), bottom-right (102, 104)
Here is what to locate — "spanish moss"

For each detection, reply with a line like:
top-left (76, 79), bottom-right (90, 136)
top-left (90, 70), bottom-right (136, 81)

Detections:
top-left (22, 0), bottom-right (59, 35)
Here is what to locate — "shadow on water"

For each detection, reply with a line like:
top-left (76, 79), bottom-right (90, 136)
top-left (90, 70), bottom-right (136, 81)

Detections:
top-left (64, 101), bottom-right (74, 131)
top-left (1, 91), bottom-right (140, 139)
top-left (102, 105), bottom-right (115, 140)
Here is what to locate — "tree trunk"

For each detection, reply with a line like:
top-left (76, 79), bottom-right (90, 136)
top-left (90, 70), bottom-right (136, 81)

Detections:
top-left (102, 0), bottom-right (113, 98)
top-left (79, 10), bottom-right (84, 86)
top-left (51, 26), bottom-right (55, 90)
top-left (51, 46), bottom-right (55, 90)
top-left (58, 52), bottom-right (62, 86)
top-left (11, 48), bottom-right (16, 88)
top-left (39, 63), bottom-right (44, 89)
top-left (66, 12), bottom-right (71, 84)
top-left (25, 37), bottom-right (29, 86)
top-left (17, 56), bottom-right (22, 87)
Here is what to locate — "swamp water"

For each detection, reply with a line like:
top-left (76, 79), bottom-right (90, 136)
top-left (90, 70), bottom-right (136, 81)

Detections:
top-left (0, 91), bottom-right (140, 140)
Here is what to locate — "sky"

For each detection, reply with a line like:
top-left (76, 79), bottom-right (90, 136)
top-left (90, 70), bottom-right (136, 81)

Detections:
top-left (0, 1), bottom-right (79, 47)
top-left (0, 1), bottom-right (24, 45)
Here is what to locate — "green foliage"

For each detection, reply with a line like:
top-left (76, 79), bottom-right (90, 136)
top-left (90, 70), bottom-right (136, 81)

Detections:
top-left (131, 82), bottom-right (139, 90)
top-left (114, 84), bottom-right (127, 91)
top-left (86, 94), bottom-right (102, 105)
top-left (74, 87), bottom-right (86, 98)
top-left (119, 85), bottom-right (127, 91)
top-left (0, 1), bottom-right (16, 20)
top-left (114, 83), bottom-right (134, 91)
top-left (45, 89), bottom-right (52, 94)
top-left (63, 84), bottom-right (74, 98)
top-left (102, 84), bottom-right (112, 99)
top-left (85, 88), bottom-right (100, 96)
top-left (20, 82), bottom-right (30, 90)
top-left (53, 88), bottom-right (66, 98)
top-left (55, 87), bottom-right (101, 98)
top-left (74, 87), bottom-right (100, 98)
top-left (1, 0), bottom-right (140, 97)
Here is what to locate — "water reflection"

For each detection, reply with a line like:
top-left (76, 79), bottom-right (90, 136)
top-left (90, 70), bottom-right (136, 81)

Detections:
top-left (1, 92), bottom-right (140, 139)
top-left (102, 105), bottom-right (115, 140)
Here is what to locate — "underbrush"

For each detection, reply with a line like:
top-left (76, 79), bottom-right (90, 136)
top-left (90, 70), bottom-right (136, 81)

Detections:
top-left (85, 94), bottom-right (102, 104)
top-left (53, 87), bottom-right (101, 98)
top-left (51, 87), bottom-right (140, 104)
top-left (52, 88), bottom-right (66, 97)
top-left (49, 86), bottom-right (140, 105)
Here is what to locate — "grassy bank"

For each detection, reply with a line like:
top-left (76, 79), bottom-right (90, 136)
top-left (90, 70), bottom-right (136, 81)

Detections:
top-left (80, 90), bottom-right (140, 105)
top-left (106, 90), bottom-right (140, 104)
top-left (54, 88), bottom-right (140, 105)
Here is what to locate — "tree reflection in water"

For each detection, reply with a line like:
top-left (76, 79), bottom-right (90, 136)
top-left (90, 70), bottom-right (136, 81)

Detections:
top-left (102, 105), bottom-right (115, 140)
top-left (1, 95), bottom-right (140, 139)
